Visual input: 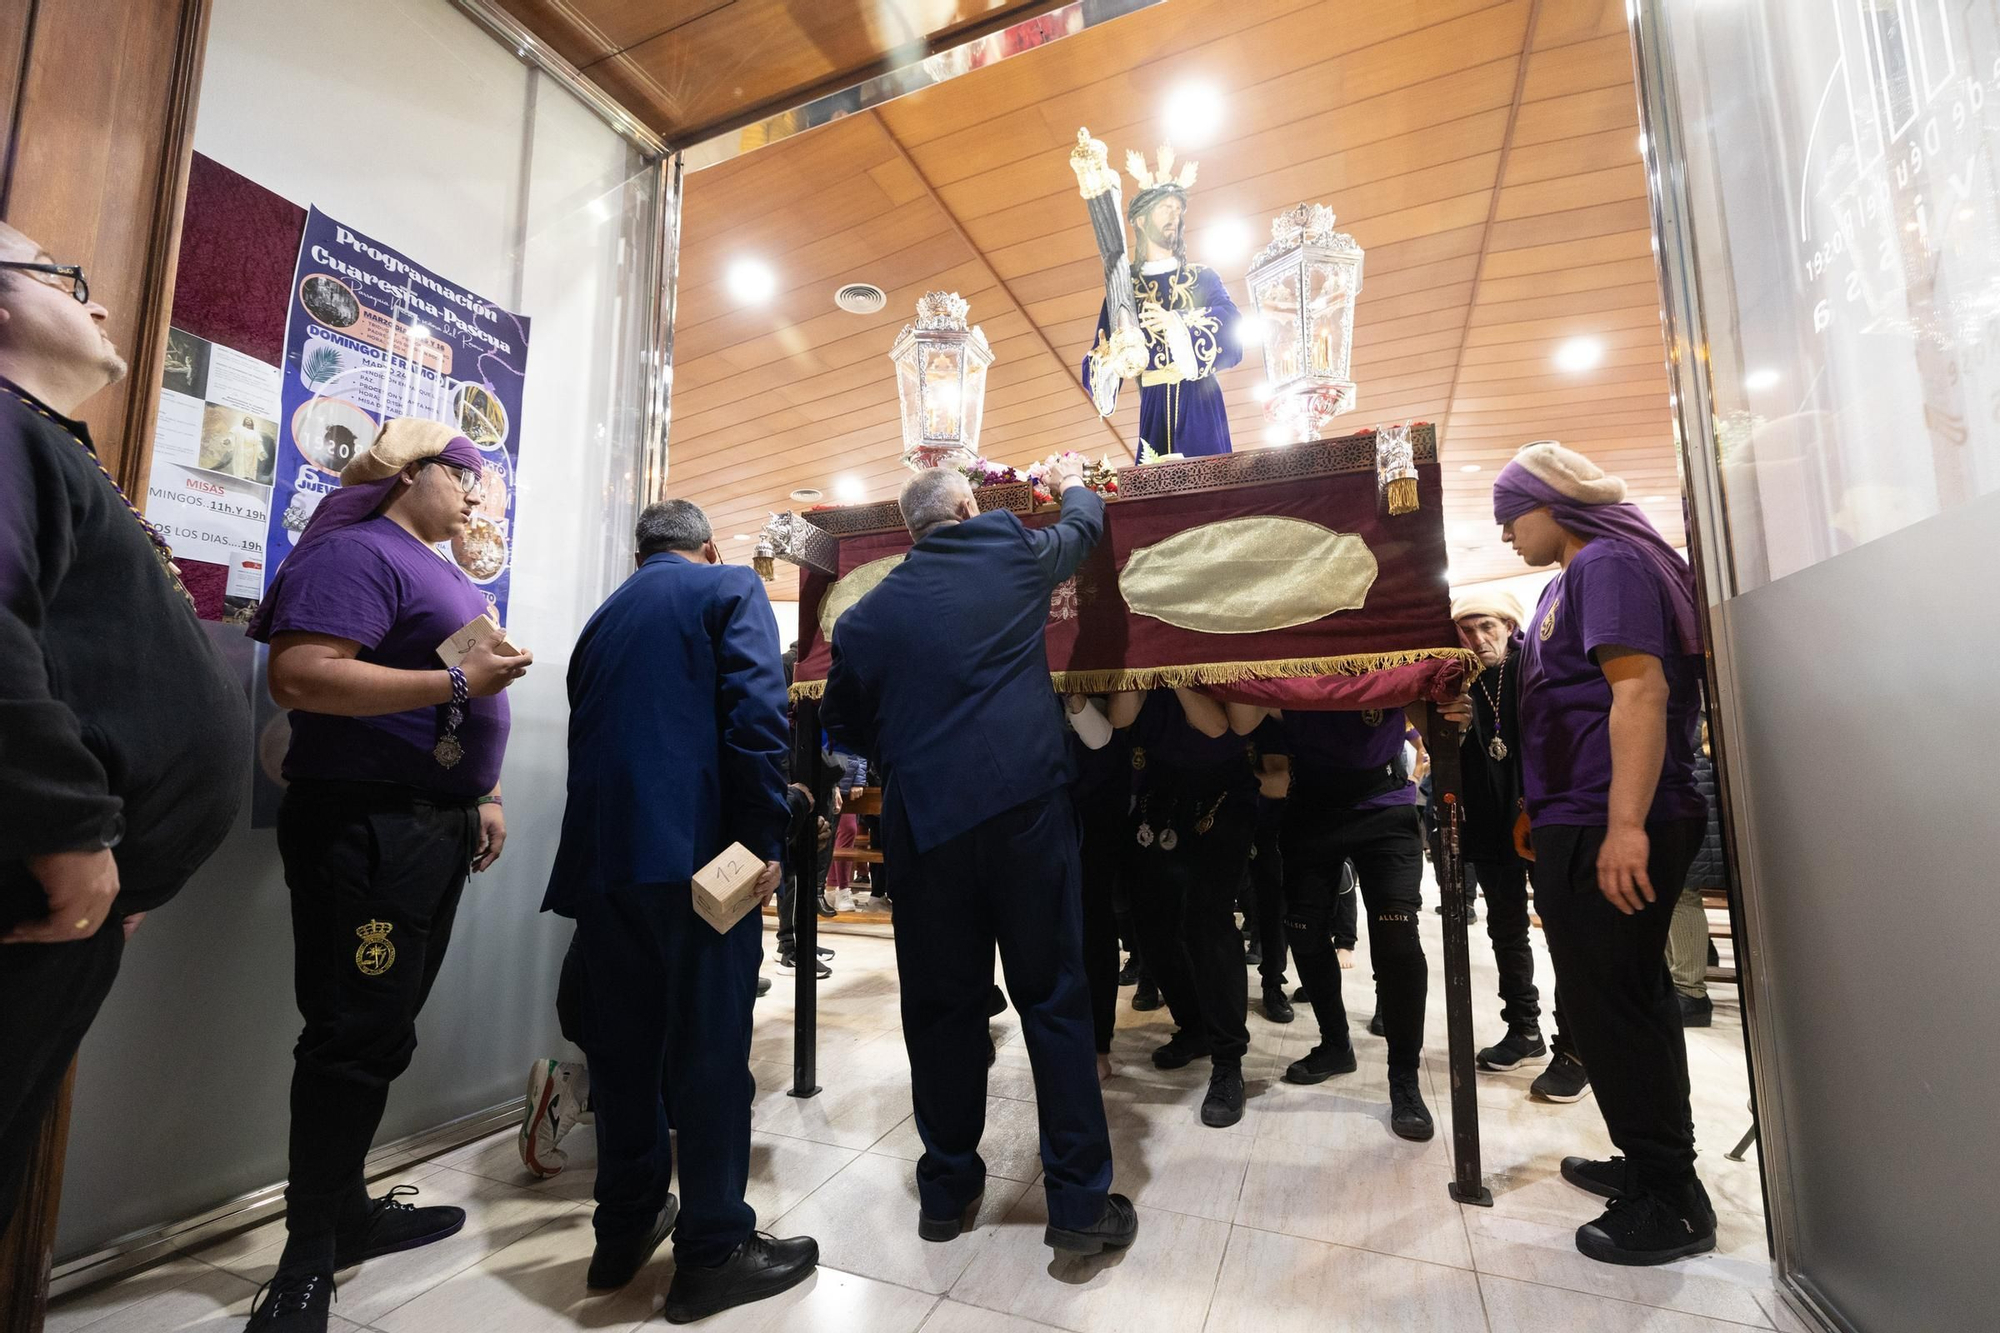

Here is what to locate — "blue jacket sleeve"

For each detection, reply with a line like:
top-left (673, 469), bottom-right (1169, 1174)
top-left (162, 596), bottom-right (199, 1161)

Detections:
top-left (1025, 485), bottom-right (1105, 587)
top-left (821, 629), bottom-right (879, 760)
top-left (711, 569), bottom-right (791, 863)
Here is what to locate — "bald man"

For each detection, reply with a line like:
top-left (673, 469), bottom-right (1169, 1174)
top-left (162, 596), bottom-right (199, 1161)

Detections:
top-left (0, 222), bottom-right (249, 1229)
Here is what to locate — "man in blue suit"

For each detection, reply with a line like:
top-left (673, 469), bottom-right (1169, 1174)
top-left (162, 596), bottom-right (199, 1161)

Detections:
top-left (546, 500), bottom-right (817, 1324)
top-left (822, 461), bottom-right (1137, 1257)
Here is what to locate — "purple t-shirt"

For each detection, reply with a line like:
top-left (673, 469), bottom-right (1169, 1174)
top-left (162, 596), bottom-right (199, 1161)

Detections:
top-left (265, 516), bottom-right (510, 797)
top-left (1518, 540), bottom-right (1704, 827)
top-left (1131, 690), bottom-right (1254, 775)
top-left (1279, 708), bottom-right (1417, 810)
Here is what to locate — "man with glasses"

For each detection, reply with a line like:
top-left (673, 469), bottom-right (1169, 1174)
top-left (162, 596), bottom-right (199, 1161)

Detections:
top-left (242, 418), bottom-right (532, 1332)
top-left (0, 222), bottom-right (250, 1233)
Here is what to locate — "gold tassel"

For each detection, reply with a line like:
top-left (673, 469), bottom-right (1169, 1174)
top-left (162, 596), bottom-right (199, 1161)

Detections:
top-left (1386, 476), bottom-right (1419, 516)
top-left (788, 647), bottom-right (1483, 703)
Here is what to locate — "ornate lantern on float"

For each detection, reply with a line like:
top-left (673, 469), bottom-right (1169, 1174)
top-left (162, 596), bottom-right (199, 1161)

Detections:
top-left (1245, 203), bottom-right (1364, 443)
top-left (889, 290), bottom-right (994, 471)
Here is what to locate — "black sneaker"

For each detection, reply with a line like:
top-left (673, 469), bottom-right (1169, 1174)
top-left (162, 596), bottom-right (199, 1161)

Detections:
top-left (776, 953), bottom-right (831, 980)
top-left (1531, 1052), bottom-right (1591, 1103)
top-left (1151, 1031), bottom-right (1212, 1069)
top-left (1291, 984), bottom-right (1311, 1004)
top-left (1388, 1069), bottom-right (1434, 1141)
top-left (1475, 1025), bottom-right (1548, 1072)
top-left (1367, 1012), bottom-right (1385, 1037)
top-left (1117, 957), bottom-right (1140, 986)
top-left (1283, 1041), bottom-right (1357, 1085)
top-left (1678, 994), bottom-right (1713, 1028)
top-left (1243, 940), bottom-right (1262, 967)
top-left (587, 1199), bottom-right (678, 1289)
top-left (332, 1186), bottom-right (465, 1268)
top-left (816, 892), bottom-right (836, 918)
top-left (664, 1232), bottom-right (819, 1324)
top-left (1560, 1155), bottom-right (1632, 1199)
top-left (1131, 982), bottom-right (1164, 1012)
top-left (1575, 1183), bottom-right (1716, 1266)
top-left (918, 1193), bottom-right (982, 1243)
top-left (1201, 1066), bottom-right (1245, 1128)
top-left (1044, 1192), bottom-right (1138, 1256)
top-left (1261, 982), bottom-right (1294, 1025)
top-left (245, 1269), bottom-right (334, 1331)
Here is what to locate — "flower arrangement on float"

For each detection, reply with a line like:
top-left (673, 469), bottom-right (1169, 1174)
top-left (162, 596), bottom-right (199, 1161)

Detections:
top-left (957, 451), bottom-right (1120, 506)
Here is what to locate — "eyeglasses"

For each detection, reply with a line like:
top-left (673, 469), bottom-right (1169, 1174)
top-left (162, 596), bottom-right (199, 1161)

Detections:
top-left (0, 261), bottom-right (89, 304)
top-left (423, 459), bottom-right (483, 497)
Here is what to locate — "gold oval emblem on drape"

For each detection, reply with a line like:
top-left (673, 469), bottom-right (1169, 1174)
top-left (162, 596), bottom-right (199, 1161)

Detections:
top-left (820, 554), bottom-right (905, 642)
top-left (1118, 517), bottom-right (1378, 633)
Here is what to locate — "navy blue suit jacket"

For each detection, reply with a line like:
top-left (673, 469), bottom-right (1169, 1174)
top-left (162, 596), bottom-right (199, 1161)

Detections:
top-left (822, 486), bottom-right (1104, 854)
top-left (544, 552), bottom-right (790, 915)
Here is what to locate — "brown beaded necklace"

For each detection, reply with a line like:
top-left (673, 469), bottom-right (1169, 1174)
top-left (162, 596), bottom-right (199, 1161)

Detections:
top-left (3, 381), bottom-right (195, 611)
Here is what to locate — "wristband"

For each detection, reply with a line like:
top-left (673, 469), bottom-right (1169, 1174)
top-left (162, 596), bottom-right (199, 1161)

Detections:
top-left (476, 795), bottom-right (503, 807)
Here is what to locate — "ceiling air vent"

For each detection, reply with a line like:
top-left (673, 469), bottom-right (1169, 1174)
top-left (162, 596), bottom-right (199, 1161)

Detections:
top-left (834, 282), bottom-right (887, 314)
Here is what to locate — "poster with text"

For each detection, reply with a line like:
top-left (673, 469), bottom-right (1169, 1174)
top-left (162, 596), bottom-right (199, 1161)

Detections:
top-left (145, 326), bottom-right (281, 619)
top-left (267, 207), bottom-right (531, 625)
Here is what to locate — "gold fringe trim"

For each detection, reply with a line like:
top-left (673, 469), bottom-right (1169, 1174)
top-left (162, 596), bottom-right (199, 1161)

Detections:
top-left (1385, 476), bottom-right (1419, 516)
top-left (789, 647), bottom-right (1481, 704)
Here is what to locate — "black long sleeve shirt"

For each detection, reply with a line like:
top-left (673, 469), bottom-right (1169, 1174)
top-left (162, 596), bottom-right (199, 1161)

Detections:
top-left (1, 379), bottom-right (249, 913)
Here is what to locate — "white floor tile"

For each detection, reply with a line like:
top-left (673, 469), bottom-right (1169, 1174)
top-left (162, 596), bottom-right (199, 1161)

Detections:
top-left (1235, 1135), bottom-right (1474, 1269)
top-left (46, 1262), bottom-right (259, 1333)
top-left (1465, 1211), bottom-right (1774, 1328)
top-left (948, 1189), bottom-right (1230, 1333)
top-left (919, 1299), bottom-right (1075, 1333)
top-left (1205, 1225), bottom-right (1488, 1332)
top-left (1481, 1272), bottom-right (1769, 1332)
top-left (872, 1094), bottom-right (1051, 1185)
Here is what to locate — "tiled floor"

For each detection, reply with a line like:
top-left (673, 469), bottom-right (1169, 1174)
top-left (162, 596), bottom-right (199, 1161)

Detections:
top-left (53, 873), bottom-right (1791, 1333)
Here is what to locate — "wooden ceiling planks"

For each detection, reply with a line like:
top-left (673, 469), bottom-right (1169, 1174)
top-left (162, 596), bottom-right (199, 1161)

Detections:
top-left (660, 0), bottom-right (1678, 598)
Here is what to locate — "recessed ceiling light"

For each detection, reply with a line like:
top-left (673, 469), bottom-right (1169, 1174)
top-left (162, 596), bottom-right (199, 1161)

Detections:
top-left (1263, 424), bottom-right (1290, 446)
top-left (1250, 380), bottom-right (1274, 403)
top-left (834, 476), bottom-right (865, 502)
top-left (1744, 368), bottom-right (1780, 390)
top-left (834, 282), bottom-right (886, 314)
top-left (731, 533), bottom-right (751, 540)
top-left (789, 487), bottom-right (822, 502)
top-left (1162, 83), bottom-right (1225, 148)
top-left (1202, 218), bottom-right (1252, 264)
top-left (726, 258), bottom-right (777, 304)
top-left (1554, 337), bottom-right (1604, 372)
top-left (1459, 463), bottom-right (1482, 473)
top-left (1236, 316), bottom-right (1264, 346)
top-left (1643, 495), bottom-right (1669, 504)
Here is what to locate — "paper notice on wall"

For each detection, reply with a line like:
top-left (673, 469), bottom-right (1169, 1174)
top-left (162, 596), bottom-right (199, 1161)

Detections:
top-left (146, 326), bottom-right (280, 620)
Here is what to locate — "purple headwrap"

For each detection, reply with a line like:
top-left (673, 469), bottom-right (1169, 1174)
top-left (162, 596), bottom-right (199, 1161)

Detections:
top-left (247, 422), bottom-right (482, 642)
top-left (1492, 455), bottom-right (1701, 656)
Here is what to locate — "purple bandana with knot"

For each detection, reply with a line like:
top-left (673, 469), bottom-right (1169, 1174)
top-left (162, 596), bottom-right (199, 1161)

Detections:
top-left (247, 432), bottom-right (482, 642)
top-left (1492, 460), bottom-right (1702, 656)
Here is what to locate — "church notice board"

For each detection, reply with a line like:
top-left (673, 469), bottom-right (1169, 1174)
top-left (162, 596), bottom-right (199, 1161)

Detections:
top-left (786, 424), bottom-right (1477, 710)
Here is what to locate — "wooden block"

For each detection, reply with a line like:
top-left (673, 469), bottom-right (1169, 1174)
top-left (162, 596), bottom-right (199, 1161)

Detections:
top-left (692, 841), bottom-right (765, 933)
top-left (436, 612), bottom-right (519, 667)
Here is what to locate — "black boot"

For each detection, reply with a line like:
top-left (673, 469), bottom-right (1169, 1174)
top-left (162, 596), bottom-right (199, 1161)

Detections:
top-left (1475, 1024), bottom-right (1548, 1072)
top-left (1044, 1193), bottom-right (1138, 1256)
top-left (1283, 1041), bottom-right (1357, 1085)
top-left (1575, 1181), bottom-right (1716, 1266)
top-left (1367, 1012), bottom-right (1385, 1037)
top-left (1201, 1065), bottom-right (1245, 1128)
top-left (587, 1199), bottom-right (677, 1289)
top-left (1678, 993), bottom-right (1713, 1027)
top-left (664, 1233), bottom-right (820, 1324)
top-left (1151, 1031), bottom-right (1212, 1069)
top-left (1131, 979), bottom-right (1163, 1012)
top-left (244, 1270), bottom-right (334, 1332)
top-left (332, 1185), bottom-right (465, 1269)
top-left (918, 1193), bottom-right (983, 1243)
top-left (1261, 982), bottom-right (1294, 1024)
top-left (1117, 957), bottom-right (1140, 986)
top-left (1388, 1069), bottom-right (1434, 1141)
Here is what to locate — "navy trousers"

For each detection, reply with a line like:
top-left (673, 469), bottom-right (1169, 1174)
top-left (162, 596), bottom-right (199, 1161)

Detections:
top-left (573, 882), bottom-right (760, 1265)
top-left (885, 789), bottom-right (1112, 1232)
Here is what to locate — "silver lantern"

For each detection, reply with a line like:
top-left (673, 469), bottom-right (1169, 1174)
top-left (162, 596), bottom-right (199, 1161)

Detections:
top-left (1245, 204), bottom-right (1364, 443)
top-left (889, 290), bottom-right (994, 471)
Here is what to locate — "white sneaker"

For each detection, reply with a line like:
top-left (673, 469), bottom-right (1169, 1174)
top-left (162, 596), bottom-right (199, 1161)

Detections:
top-left (520, 1058), bottom-right (590, 1178)
top-left (833, 887), bottom-right (857, 914)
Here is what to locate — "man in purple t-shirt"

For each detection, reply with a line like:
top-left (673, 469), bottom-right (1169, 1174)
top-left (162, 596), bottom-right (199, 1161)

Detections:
top-left (1495, 440), bottom-right (1713, 1269)
top-left (243, 419), bottom-right (531, 1333)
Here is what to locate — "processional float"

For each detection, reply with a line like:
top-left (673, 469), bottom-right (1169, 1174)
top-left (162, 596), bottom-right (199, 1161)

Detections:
top-left (759, 136), bottom-right (1491, 1207)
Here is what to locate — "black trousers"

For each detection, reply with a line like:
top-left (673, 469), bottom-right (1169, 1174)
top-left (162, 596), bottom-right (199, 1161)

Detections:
top-left (1075, 780), bottom-right (1127, 1054)
top-left (1128, 788), bottom-right (1255, 1067)
top-left (1470, 854), bottom-right (1575, 1057)
top-left (1282, 801), bottom-right (1427, 1071)
top-left (574, 880), bottom-right (760, 1264)
top-left (1240, 811), bottom-right (1289, 986)
top-left (276, 782), bottom-right (475, 1269)
top-left (886, 790), bottom-right (1111, 1231)
top-left (1530, 819), bottom-right (1704, 1195)
top-left (0, 870), bottom-right (127, 1233)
